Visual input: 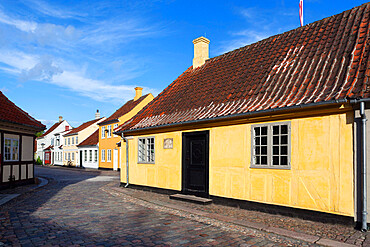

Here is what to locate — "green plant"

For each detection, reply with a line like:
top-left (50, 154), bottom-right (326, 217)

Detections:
top-left (36, 157), bottom-right (43, 165)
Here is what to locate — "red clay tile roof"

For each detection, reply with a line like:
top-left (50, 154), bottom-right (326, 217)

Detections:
top-left (77, 130), bottom-right (99, 147)
top-left (64, 118), bottom-right (102, 136)
top-left (118, 3), bottom-right (370, 133)
top-left (0, 91), bottom-right (45, 130)
top-left (39, 121), bottom-right (63, 138)
top-left (99, 94), bottom-right (150, 126)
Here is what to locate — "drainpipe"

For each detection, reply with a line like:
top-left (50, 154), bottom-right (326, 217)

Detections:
top-left (121, 134), bottom-right (131, 188)
top-left (360, 101), bottom-right (368, 232)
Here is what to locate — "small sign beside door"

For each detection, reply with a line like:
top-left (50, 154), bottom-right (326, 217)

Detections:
top-left (163, 138), bottom-right (173, 149)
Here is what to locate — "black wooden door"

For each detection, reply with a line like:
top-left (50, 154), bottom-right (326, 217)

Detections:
top-left (182, 131), bottom-right (209, 197)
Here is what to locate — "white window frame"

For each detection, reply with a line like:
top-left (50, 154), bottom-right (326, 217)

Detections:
top-left (4, 138), bottom-right (19, 161)
top-left (107, 125), bottom-right (112, 138)
top-left (113, 123), bottom-right (119, 137)
top-left (94, 150), bottom-right (98, 162)
top-left (72, 137), bottom-right (74, 145)
top-left (72, 152), bottom-right (75, 161)
top-left (68, 153), bottom-right (70, 161)
top-left (138, 137), bottom-right (155, 164)
top-left (68, 138), bottom-right (70, 146)
top-left (89, 150), bottom-right (92, 162)
top-left (76, 136), bottom-right (78, 144)
top-left (101, 126), bottom-right (105, 139)
top-left (251, 121), bottom-right (291, 169)
top-left (84, 150), bottom-right (87, 162)
top-left (107, 149), bottom-right (112, 162)
top-left (101, 149), bottom-right (105, 162)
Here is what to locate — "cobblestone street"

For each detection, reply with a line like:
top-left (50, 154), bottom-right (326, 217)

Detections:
top-left (0, 166), bottom-right (323, 247)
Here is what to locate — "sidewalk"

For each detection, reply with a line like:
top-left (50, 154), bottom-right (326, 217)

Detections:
top-left (104, 184), bottom-right (369, 247)
top-left (0, 177), bottom-right (48, 206)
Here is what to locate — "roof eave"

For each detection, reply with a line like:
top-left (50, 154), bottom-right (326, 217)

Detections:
top-left (116, 99), bottom-right (349, 135)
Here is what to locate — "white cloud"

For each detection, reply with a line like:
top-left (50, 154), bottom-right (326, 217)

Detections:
top-left (0, 11), bottom-right (37, 32)
top-left (20, 56), bottom-right (63, 82)
top-left (23, 0), bottom-right (86, 20)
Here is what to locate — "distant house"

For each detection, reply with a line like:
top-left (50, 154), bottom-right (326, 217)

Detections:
top-left (63, 111), bottom-right (105, 167)
top-left (115, 3), bottom-right (370, 228)
top-left (36, 116), bottom-right (72, 166)
top-left (77, 129), bottom-right (99, 169)
top-left (98, 87), bottom-right (153, 170)
top-left (0, 91), bottom-right (45, 188)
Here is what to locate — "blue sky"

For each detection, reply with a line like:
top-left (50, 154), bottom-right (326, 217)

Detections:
top-left (0, 0), bottom-right (368, 129)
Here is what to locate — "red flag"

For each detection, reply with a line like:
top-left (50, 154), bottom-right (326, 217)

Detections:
top-left (299, 0), bottom-right (303, 26)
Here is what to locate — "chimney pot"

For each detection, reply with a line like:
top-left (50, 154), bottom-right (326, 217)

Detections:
top-left (134, 87), bottom-right (143, 101)
top-left (193, 36), bottom-right (210, 69)
top-left (95, 109), bottom-right (101, 119)
top-left (59, 116), bottom-right (63, 122)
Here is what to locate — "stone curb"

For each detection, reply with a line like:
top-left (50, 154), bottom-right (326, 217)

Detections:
top-left (110, 187), bottom-right (356, 247)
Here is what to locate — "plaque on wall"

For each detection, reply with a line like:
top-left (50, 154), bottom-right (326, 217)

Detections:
top-left (163, 138), bottom-right (173, 149)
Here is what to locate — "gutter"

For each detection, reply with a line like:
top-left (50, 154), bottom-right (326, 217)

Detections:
top-left (351, 99), bottom-right (370, 231)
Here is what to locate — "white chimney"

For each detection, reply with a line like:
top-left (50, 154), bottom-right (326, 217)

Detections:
top-left (59, 116), bottom-right (63, 122)
top-left (134, 87), bottom-right (143, 101)
top-left (95, 109), bottom-right (100, 119)
top-left (193, 36), bottom-right (210, 69)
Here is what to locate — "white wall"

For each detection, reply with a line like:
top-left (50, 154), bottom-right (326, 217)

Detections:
top-left (78, 146), bottom-right (99, 169)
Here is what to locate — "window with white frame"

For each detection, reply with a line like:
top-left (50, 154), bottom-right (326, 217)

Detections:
top-left (101, 149), bottom-right (105, 161)
top-left (72, 152), bottom-right (75, 161)
top-left (138, 137), bottom-right (155, 163)
top-left (113, 123), bottom-right (119, 136)
top-left (84, 150), bottom-right (87, 162)
top-left (65, 153), bottom-right (67, 160)
top-left (107, 125), bottom-right (111, 138)
top-left (65, 138), bottom-right (67, 145)
top-left (107, 149), bottom-right (112, 162)
top-left (76, 136), bottom-right (78, 144)
top-left (68, 153), bottom-right (70, 161)
top-left (68, 138), bottom-right (70, 146)
top-left (101, 126), bottom-right (105, 139)
top-left (56, 138), bottom-right (60, 146)
top-left (251, 122), bottom-right (291, 168)
top-left (4, 138), bottom-right (19, 161)
top-left (94, 150), bottom-right (98, 162)
top-left (51, 138), bottom-right (54, 146)
top-left (89, 150), bottom-right (92, 162)
top-left (72, 137), bottom-right (74, 145)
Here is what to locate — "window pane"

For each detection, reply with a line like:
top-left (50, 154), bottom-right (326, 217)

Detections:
top-left (261, 126), bottom-right (268, 135)
top-left (254, 127), bottom-right (260, 136)
top-left (261, 136), bottom-right (267, 145)
top-left (255, 137), bottom-right (260, 145)
top-left (273, 146), bottom-right (279, 155)
top-left (255, 146), bottom-right (260, 155)
top-left (273, 136), bottom-right (279, 145)
top-left (261, 156), bottom-right (267, 165)
top-left (281, 135), bottom-right (288, 144)
top-left (281, 146), bottom-right (288, 155)
top-left (273, 126), bottom-right (279, 135)
top-left (281, 125), bottom-right (288, 134)
top-left (273, 156), bottom-right (279, 165)
top-left (255, 156), bottom-right (260, 165)
top-left (281, 156), bottom-right (288, 165)
top-left (261, 146), bottom-right (267, 155)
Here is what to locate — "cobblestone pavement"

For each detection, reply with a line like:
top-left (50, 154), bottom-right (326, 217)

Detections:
top-left (0, 166), bottom-right (321, 246)
top-left (116, 187), bottom-right (370, 246)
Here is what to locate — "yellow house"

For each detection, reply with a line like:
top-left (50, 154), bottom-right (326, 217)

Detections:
top-left (115, 3), bottom-right (370, 230)
top-left (98, 88), bottom-right (153, 170)
top-left (63, 112), bottom-right (105, 167)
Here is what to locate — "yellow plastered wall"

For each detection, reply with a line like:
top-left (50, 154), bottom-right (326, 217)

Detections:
top-left (99, 94), bottom-right (154, 169)
top-left (121, 112), bottom-right (354, 216)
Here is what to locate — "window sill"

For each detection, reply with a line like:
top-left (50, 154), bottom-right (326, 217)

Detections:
top-left (138, 162), bottom-right (155, 165)
top-left (250, 165), bottom-right (291, 170)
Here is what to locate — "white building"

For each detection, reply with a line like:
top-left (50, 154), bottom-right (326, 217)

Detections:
top-left (77, 129), bottom-right (99, 169)
top-left (36, 116), bottom-right (72, 165)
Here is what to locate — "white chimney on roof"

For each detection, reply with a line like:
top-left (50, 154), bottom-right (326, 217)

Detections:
top-left (95, 109), bottom-right (100, 119)
top-left (193, 36), bottom-right (210, 69)
top-left (134, 87), bottom-right (143, 101)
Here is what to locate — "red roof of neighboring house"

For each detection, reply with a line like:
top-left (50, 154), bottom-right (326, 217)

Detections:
top-left (39, 121), bottom-right (63, 138)
top-left (99, 94), bottom-right (149, 126)
top-left (118, 3), bottom-right (370, 133)
top-left (77, 130), bottom-right (99, 147)
top-left (64, 118), bottom-right (103, 136)
top-left (0, 91), bottom-right (45, 130)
